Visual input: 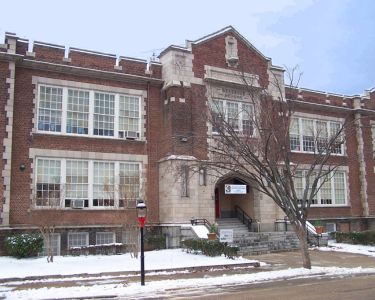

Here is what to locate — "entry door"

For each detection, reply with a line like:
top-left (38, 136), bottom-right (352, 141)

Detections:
top-left (215, 188), bottom-right (220, 218)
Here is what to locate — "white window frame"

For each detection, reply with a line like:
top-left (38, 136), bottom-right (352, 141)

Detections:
top-left (212, 99), bottom-right (254, 136)
top-left (96, 232), bottom-right (116, 245)
top-left (295, 170), bottom-right (348, 207)
top-left (68, 232), bottom-right (89, 249)
top-left (36, 84), bottom-right (142, 140)
top-left (34, 157), bottom-right (142, 210)
top-left (290, 117), bottom-right (344, 155)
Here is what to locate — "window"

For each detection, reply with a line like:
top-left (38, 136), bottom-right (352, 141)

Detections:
top-left (181, 165), bottom-right (189, 197)
top-left (37, 86), bottom-right (62, 132)
top-left (227, 101), bottom-right (239, 130)
top-left (68, 232), bottom-right (89, 249)
top-left (290, 117), bottom-right (344, 155)
top-left (65, 160), bottom-right (89, 207)
top-left (41, 233), bottom-right (61, 256)
top-left (36, 159), bottom-right (61, 206)
top-left (119, 95), bottom-right (140, 138)
top-left (96, 232), bottom-right (115, 245)
top-left (199, 168), bottom-right (207, 186)
top-left (293, 171), bottom-right (347, 206)
top-left (93, 162), bottom-right (115, 207)
top-left (66, 89), bottom-right (89, 134)
top-left (35, 158), bottom-right (141, 209)
top-left (94, 92), bottom-right (115, 136)
top-left (119, 163), bottom-right (140, 208)
top-left (211, 99), bottom-right (254, 136)
top-left (37, 84), bottom-right (142, 140)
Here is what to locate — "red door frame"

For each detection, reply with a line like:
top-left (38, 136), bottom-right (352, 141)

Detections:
top-left (215, 188), bottom-right (220, 219)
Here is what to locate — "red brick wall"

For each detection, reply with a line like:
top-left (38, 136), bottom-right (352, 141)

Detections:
top-left (9, 67), bottom-right (162, 226)
top-left (192, 32), bottom-right (269, 87)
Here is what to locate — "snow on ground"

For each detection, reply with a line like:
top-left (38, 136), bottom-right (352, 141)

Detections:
top-left (318, 241), bottom-right (375, 257)
top-left (3, 266), bottom-right (375, 300)
top-left (0, 249), bottom-right (256, 279)
top-left (190, 224), bottom-right (209, 238)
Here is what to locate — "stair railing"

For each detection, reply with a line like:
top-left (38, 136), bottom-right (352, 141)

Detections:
top-left (234, 205), bottom-right (253, 231)
top-left (190, 218), bottom-right (212, 230)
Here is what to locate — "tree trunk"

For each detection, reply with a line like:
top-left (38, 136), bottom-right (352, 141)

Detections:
top-left (294, 223), bottom-right (312, 269)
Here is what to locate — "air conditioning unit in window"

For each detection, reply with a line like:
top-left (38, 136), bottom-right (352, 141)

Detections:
top-left (71, 199), bottom-right (85, 209)
top-left (124, 131), bottom-right (139, 140)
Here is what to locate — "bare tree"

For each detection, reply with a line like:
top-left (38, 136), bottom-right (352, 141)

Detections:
top-left (197, 67), bottom-right (355, 269)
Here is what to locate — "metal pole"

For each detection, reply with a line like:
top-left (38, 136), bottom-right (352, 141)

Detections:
top-left (140, 226), bottom-right (145, 286)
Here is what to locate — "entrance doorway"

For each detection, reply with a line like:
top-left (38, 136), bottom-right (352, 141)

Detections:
top-left (215, 177), bottom-right (254, 220)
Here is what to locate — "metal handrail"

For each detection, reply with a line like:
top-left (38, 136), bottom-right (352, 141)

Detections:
top-left (190, 218), bottom-right (212, 229)
top-left (234, 205), bottom-right (253, 231)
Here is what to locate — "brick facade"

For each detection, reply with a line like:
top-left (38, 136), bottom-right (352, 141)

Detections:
top-left (1, 26), bottom-right (375, 254)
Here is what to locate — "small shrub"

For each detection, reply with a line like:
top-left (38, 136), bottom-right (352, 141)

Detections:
top-left (181, 239), bottom-right (239, 259)
top-left (4, 233), bottom-right (43, 258)
top-left (333, 230), bottom-right (375, 245)
top-left (145, 235), bottom-right (166, 250)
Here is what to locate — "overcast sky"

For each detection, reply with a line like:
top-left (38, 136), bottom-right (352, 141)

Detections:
top-left (1, 0), bottom-right (374, 95)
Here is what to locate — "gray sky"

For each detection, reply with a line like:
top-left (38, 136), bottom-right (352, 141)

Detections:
top-left (1, 0), bottom-right (374, 95)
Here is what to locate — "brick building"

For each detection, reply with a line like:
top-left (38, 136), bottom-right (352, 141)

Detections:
top-left (1, 26), bottom-right (374, 255)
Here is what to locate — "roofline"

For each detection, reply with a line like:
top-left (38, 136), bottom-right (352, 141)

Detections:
top-left (189, 25), bottom-right (271, 61)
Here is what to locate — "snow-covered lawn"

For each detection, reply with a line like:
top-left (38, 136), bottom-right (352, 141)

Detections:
top-left (0, 249), bottom-right (256, 279)
top-left (318, 241), bottom-right (375, 257)
top-left (1, 243), bottom-right (375, 299)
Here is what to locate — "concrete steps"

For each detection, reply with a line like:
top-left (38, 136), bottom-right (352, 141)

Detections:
top-left (216, 218), bottom-right (300, 255)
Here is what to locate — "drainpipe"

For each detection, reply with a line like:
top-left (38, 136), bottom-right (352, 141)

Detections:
top-left (353, 96), bottom-right (369, 216)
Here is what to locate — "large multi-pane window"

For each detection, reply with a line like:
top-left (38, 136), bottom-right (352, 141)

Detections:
top-left (290, 117), bottom-right (344, 155)
top-left (66, 89), bottom-right (89, 134)
top-left (37, 84), bottom-right (142, 139)
top-left (37, 86), bottom-right (63, 132)
top-left (36, 159), bottom-right (61, 206)
top-left (96, 232), bottom-right (115, 245)
top-left (66, 160), bottom-right (89, 207)
top-left (93, 162), bottom-right (115, 207)
top-left (35, 158), bottom-right (141, 209)
top-left (119, 163), bottom-right (140, 207)
top-left (292, 171), bottom-right (347, 206)
top-left (94, 93), bottom-right (115, 136)
top-left (211, 99), bottom-right (254, 135)
top-left (119, 95), bottom-right (140, 138)
top-left (68, 232), bottom-right (89, 249)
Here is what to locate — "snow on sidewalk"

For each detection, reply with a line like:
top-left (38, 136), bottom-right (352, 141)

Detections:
top-left (0, 249), bottom-right (258, 279)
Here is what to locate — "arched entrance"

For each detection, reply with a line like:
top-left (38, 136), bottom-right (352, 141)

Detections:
top-left (214, 176), bottom-right (254, 220)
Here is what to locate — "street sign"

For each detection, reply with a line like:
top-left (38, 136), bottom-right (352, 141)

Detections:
top-left (219, 229), bottom-right (233, 243)
top-left (224, 184), bottom-right (247, 194)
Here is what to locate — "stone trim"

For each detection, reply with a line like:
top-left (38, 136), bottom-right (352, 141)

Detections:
top-left (1, 61), bottom-right (16, 226)
top-left (354, 110), bottom-right (369, 216)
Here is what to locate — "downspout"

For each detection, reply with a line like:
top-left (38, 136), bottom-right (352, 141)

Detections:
top-left (353, 97), bottom-right (369, 216)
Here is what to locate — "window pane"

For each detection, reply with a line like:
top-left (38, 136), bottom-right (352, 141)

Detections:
top-left (334, 172), bottom-right (346, 204)
top-left (68, 232), bottom-right (88, 248)
top-left (320, 175), bottom-right (332, 204)
top-left (242, 104), bottom-right (254, 136)
top-left (94, 93), bottom-right (115, 136)
top-left (67, 89), bottom-right (89, 134)
top-left (212, 100), bottom-right (224, 133)
top-left (96, 232), bottom-right (115, 245)
top-left (119, 163), bottom-right (140, 208)
top-left (290, 118), bottom-right (300, 151)
top-left (316, 121), bottom-right (328, 152)
top-left (330, 122), bottom-right (343, 154)
top-left (38, 86), bottom-right (62, 132)
top-left (227, 101), bottom-right (239, 130)
top-left (93, 162), bottom-right (115, 207)
top-left (302, 119), bottom-right (314, 152)
top-left (36, 159), bottom-right (61, 206)
top-left (119, 95), bottom-right (140, 137)
top-left (66, 160), bottom-right (88, 200)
